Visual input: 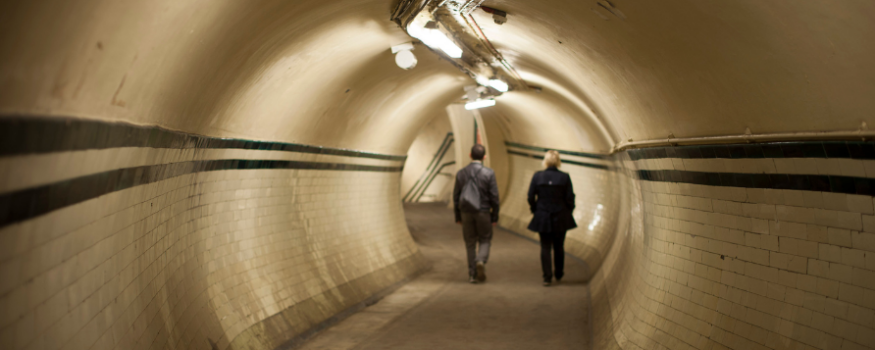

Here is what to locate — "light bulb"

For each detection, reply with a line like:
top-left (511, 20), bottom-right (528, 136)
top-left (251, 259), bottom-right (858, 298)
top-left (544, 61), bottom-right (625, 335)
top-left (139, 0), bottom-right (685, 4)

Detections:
top-left (395, 50), bottom-right (417, 69)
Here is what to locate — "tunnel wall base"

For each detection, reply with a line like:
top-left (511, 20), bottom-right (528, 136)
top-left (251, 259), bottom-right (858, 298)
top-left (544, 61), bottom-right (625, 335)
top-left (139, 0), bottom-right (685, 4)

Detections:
top-left (231, 253), bottom-right (426, 350)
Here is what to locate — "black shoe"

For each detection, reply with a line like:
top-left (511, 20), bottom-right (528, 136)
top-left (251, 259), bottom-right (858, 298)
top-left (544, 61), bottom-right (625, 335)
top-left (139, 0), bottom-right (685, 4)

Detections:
top-left (476, 261), bottom-right (486, 282)
top-left (469, 276), bottom-right (478, 284)
top-left (543, 279), bottom-right (552, 286)
top-left (555, 277), bottom-right (562, 284)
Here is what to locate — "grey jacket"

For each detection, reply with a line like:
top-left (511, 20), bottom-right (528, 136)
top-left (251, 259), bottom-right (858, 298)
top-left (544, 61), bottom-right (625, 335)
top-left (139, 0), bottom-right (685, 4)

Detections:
top-left (453, 161), bottom-right (500, 222)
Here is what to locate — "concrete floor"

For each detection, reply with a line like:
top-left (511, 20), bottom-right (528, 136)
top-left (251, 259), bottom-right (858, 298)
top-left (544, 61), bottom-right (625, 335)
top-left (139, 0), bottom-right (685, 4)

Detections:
top-left (298, 203), bottom-right (591, 350)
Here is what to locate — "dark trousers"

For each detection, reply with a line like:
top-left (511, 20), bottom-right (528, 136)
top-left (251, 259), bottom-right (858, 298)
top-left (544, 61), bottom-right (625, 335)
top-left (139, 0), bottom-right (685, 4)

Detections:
top-left (461, 211), bottom-right (493, 277)
top-left (538, 231), bottom-right (566, 280)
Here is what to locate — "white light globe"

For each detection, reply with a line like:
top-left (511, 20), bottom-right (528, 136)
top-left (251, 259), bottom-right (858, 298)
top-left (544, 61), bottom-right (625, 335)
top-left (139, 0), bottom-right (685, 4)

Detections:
top-left (395, 50), bottom-right (418, 70)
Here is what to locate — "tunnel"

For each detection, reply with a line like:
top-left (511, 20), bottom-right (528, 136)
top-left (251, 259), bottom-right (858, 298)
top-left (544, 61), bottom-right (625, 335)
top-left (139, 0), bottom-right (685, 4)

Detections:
top-left (1, 0), bottom-right (874, 349)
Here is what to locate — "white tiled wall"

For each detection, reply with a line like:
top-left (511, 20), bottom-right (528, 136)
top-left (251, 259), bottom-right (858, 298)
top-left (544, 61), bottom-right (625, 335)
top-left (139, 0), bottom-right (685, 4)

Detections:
top-left (0, 157), bottom-right (423, 350)
top-left (587, 153), bottom-right (875, 350)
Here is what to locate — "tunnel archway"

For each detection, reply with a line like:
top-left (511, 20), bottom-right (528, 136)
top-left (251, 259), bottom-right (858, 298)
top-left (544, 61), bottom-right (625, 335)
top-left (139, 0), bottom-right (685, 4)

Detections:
top-left (1, 1), bottom-right (874, 350)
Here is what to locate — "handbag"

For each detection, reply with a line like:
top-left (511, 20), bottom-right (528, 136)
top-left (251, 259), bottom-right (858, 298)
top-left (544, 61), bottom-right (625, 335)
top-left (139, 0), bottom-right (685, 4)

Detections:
top-left (459, 166), bottom-right (486, 212)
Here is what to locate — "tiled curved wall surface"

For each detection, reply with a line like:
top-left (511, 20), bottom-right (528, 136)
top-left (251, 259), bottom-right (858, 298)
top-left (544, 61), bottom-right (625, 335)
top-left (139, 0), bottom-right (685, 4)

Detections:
top-left (8, 115), bottom-right (875, 350)
top-left (0, 117), bottom-right (426, 350)
top-left (588, 143), bottom-right (875, 350)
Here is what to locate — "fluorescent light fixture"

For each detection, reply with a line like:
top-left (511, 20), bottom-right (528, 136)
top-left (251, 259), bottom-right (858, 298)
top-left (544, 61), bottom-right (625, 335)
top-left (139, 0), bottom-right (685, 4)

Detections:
top-left (475, 76), bottom-right (489, 86)
top-left (488, 79), bottom-right (509, 92)
top-left (465, 99), bottom-right (496, 110)
top-left (409, 26), bottom-right (463, 58)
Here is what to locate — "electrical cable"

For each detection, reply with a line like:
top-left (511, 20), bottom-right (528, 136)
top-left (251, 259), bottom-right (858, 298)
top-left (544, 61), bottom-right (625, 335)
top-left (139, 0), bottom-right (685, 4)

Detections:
top-left (464, 12), bottom-right (525, 83)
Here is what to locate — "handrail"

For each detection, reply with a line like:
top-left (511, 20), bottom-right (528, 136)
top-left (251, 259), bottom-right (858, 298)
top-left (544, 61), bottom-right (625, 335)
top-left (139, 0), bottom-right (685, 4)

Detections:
top-left (403, 133), bottom-right (454, 202)
top-left (409, 142), bottom-right (454, 201)
top-left (414, 161), bottom-right (457, 202)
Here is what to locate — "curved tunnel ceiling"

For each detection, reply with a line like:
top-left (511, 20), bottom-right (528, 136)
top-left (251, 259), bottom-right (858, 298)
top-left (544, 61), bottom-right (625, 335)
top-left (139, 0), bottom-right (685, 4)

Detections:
top-left (1, 2), bottom-right (874, 349)
top-left (1, 0), bottom-right (873, 154)
top-left (467, 0), bottom-right (875, 144)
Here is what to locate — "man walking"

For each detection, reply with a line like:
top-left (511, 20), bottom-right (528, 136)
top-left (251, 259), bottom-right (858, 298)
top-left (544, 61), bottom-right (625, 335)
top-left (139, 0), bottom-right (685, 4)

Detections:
top-left (453, 144), bottom-right (500, 284)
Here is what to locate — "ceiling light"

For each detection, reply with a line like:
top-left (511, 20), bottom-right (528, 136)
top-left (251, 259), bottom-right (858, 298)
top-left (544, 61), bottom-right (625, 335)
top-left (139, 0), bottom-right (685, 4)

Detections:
top-left (475, 76), bottom-right (489, 86)
top-left (395, 50), bottom-right (417, 69)
top-left (487, 79), bottom-right (509, 92)
top-left (391, 42), bottom-right (414, 54)
top-left (409, 26), bottom-right (463, 58)
top-left (465, 99), bottom-right (496, 110)
top-left (391, 42), bottom-right (417, 70)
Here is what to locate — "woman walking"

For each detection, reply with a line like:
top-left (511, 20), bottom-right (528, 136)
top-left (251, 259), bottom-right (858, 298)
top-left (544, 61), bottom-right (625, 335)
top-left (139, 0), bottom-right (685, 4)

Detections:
top-left (527, 150), bottom-right (576, 286)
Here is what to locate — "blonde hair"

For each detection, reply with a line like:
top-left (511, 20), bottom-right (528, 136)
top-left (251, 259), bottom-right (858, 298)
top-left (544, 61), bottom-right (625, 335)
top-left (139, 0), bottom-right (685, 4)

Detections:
top-left (543, 150), bottom-right (561, 168)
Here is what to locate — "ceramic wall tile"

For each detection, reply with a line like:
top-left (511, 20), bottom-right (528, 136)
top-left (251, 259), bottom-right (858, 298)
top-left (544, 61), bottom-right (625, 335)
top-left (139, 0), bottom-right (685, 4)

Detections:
top-left (0, 119), bottom-right (420, 350)
top-left (587, 148), bottom-right (875, 350)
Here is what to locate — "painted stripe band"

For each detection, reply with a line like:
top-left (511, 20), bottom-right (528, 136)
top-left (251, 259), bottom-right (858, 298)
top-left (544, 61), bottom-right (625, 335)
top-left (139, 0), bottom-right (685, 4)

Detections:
top-left (0, 160), bottom-right (403, 228)
top-left (507, 150), bottom-right (610, 170)
top-left (504, 141), bottom-right (608, 160)
top-left (627, 141), bottom-right (875, 161)
top-left (0, 116), bottom-right (407, 161)
top-left (636, 169), bottom-right (875, 196)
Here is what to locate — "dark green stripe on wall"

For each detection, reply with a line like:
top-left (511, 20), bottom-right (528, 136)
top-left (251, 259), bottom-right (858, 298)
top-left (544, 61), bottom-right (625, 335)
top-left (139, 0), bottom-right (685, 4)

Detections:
top-left (624, 140), bottom-right (875, 196)
top-left (0, 116), bottom-right (410, 229)
top-left (504, 141), bottom-right (608, 160)
top-left (627, 141), bottom-right (875, 161)
top-left (635, 169), bottom-right (875, 196)
top-left (0, 159), bottom-right (403, 229)
top-left (507, 150), bottom-right (610, 170)
top-left (0, 116), bottom-right (407, 161)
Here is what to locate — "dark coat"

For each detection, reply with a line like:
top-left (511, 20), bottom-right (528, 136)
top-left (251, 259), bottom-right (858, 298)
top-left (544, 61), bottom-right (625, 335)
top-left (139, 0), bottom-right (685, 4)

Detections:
top-left (453, 161), bottom-right (500, 222)
top-left (527, 167), bottom-right (577, 233)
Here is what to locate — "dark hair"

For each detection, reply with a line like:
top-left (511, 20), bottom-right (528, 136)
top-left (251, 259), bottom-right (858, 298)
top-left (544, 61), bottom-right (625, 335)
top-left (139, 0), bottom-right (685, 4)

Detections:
top-left (470, 144), bottom-right (486, 160)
